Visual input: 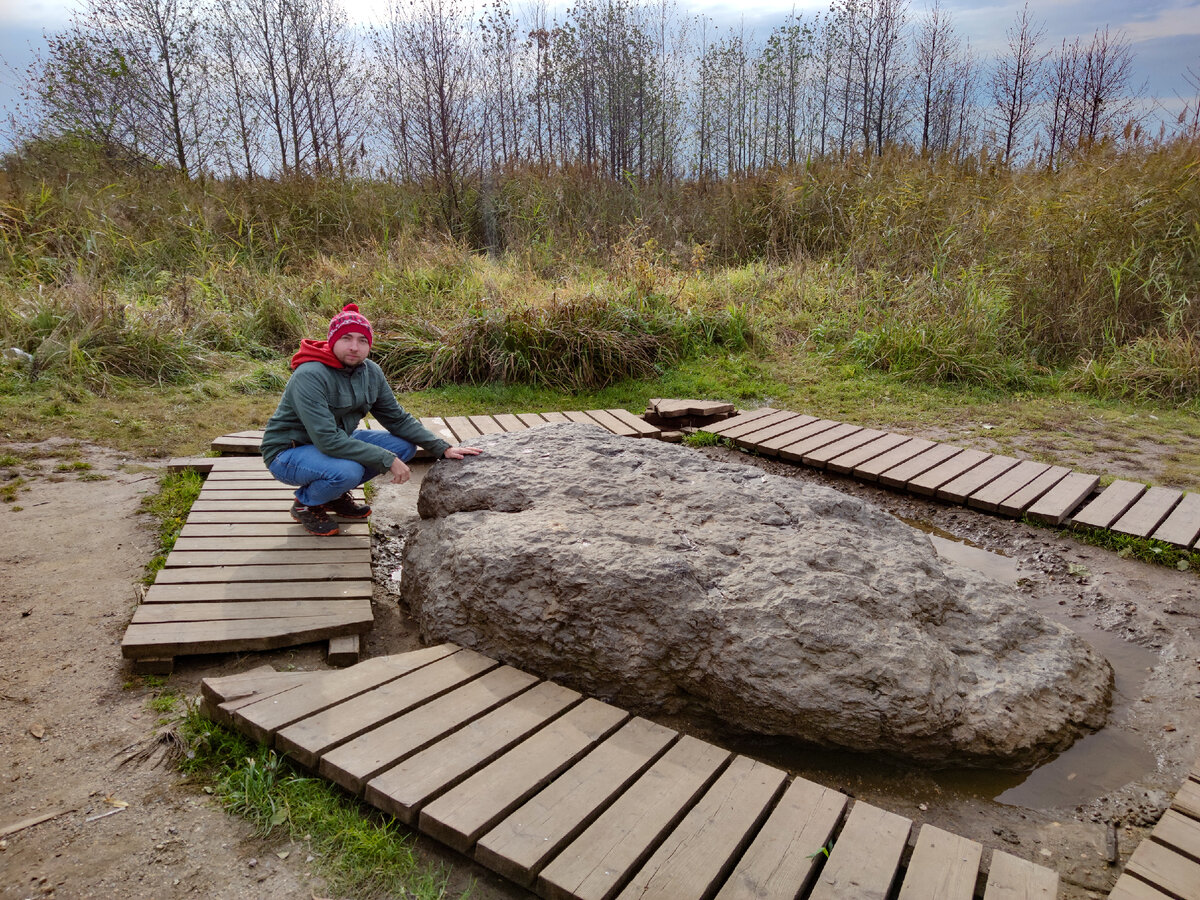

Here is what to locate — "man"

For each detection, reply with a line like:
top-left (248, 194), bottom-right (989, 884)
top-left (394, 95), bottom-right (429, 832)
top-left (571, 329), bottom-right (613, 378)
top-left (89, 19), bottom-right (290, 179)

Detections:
top-left (261, 303), bottom-right (481, 535)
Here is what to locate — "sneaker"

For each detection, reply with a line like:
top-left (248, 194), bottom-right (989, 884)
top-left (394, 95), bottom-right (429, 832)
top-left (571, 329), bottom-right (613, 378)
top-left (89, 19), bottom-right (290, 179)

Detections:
top-left (323, 492), bottom-right (371, 519)
top-left (291, 500), bottom-right (339, 535)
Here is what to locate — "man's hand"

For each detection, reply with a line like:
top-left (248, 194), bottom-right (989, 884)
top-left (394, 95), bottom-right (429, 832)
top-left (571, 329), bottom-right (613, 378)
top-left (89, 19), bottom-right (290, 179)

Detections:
top-left (389, 456), bottom-right (411, 484)
top-left (443, 446), bottom-right (482, 460)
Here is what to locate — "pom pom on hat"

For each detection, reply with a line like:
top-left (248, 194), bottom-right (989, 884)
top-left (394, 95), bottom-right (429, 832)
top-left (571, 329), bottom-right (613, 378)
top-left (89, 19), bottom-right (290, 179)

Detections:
top-left (328, 303), bottom-right (373, 348)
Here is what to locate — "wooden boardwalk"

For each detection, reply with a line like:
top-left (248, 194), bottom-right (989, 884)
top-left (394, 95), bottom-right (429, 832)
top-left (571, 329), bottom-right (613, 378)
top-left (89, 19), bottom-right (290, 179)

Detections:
top-left (1108, 760), bottom-right (1200, 900)
top-left (706, 409), bottom-right (1200, 550)
top-left (120, 455), bottom-right (374, 673)
top-left (200, 645), bottom-right (1060, 900)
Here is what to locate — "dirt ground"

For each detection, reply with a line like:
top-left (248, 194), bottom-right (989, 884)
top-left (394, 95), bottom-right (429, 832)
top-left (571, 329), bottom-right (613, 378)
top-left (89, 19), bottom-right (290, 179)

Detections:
top-left (1, 436), bottom-right (1198, 900)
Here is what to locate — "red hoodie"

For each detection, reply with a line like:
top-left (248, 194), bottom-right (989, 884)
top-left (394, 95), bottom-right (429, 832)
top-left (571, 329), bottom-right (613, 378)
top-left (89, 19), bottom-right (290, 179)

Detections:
top-left (290, 339), bottom-right (343, 370)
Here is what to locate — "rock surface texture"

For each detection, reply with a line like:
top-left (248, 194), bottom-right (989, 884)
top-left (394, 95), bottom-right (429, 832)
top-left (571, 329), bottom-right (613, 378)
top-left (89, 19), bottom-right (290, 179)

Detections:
top-left (401, 424), bottom-right (1113, 768)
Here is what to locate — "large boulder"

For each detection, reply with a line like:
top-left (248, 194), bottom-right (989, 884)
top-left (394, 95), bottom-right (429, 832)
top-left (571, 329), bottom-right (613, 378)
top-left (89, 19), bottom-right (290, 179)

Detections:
top-left (401, 424), bottom-right (1113, 769)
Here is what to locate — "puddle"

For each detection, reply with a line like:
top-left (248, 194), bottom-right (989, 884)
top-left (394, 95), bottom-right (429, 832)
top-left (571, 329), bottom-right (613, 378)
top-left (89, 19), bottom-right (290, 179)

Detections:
top-left (728, 522), bottom-right (1159, 812)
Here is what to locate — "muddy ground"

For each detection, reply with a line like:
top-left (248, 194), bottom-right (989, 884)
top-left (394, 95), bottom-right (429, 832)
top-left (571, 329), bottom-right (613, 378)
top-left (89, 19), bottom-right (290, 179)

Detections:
top-left (1, 437), bottom-right (1198, 899)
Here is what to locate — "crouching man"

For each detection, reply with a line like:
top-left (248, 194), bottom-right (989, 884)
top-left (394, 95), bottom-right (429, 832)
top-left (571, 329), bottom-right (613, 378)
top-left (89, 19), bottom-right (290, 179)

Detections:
top-left (261, 303), bottom-right (481, 535)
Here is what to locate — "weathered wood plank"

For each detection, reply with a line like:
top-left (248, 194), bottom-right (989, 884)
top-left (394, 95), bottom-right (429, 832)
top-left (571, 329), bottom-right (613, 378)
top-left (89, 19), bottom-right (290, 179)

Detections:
top-left (803, 428), bottom-right (888, 470)
top-left (225, 645), bottom-right (459, 744)
top-left (1071, 479), bottom-right (1147, 529)
top-left (896, 824), bottom-right (983, 900)
top-left (200, 669), bottom-right (323, 727)
top-left (173, 534), bottom-right (370, 552)
top-left (982, 850), bottom-right (1059, 899)
top-left (158, 558), bottom-right (370, 577)
top-left (756, 419), bottom-right (842, 456)
top-left (967, 460), bottom-right (1053, 512)
top-left (1112, 486), bottom-right (1184, 538)
top-left (475, 718), bottom-right (677, 888)
top-left (275, 649), bottom-right (500, 769)
top-left (1152, 492), bottom-right (1200, 548)
top-left (809, 801), bottom-right (912, 900)
top-left (444, 416), bottom-right (484, 442)
top-left (468, 415), bottom-right (507, 436)
top-left (996, 466), bottom-right (1071, 517)
top-left (730, 414), bottom-right (818, 450)
top-left (188, 499), bottom-right (303, 513)
top-left (1026, 472), bottom-right (1101, 525)
top-left (719, 409), bottom-right (806, 441)
top-left (147, 579), bottom-right (371, 604)
top-left (878, 444), bottom-right (964, 490)
top-left (1173, 776), bottom-right (1200, 818)
top-left (168, 456), bottom-right (217, 473)
top-left (420, 699), bottom-right (630, 852)
top-left (937, 454), bottom-right (1021, 504)
top-left (1106, 877), bottom-right (1178, 900)
top-left (853, 438), bottom-right (936, 482)
top-left (714, 775), bottom-right (848, 900)
top-left (1149, 809), bottom-right (1200, 859)
top-left (614, 756), bottom-right (786, 900)
top-left (180, 522), bottom-right (370, 538)
top-left (319, 666), bottom-right (540, 795)
top-left (365, 682), bottom-right (581, 825)
top-left (604, 408), bottom-right (661, 438)
top-left (195, 479), bottom-right (293, 492)
top-left (562, 410), bottom-right (611, 433)
top-left (581, 409), bottom-right (640, 438)
top-left (538, 411), bottom-right (572, 424)
top-left (132, 598), bottom-right (372, 624)
top-left (184, 510), bottom-right (308, 525)
top-left (326, 634), bottom-right (360, 666)
top-left (422, 417), bottom-right (457, 443)
top-left (204, 468), bottom-right (277, 481)
top-left (190, 490), bottom-right (302, 502)
top-left (492, 414), bottom-right (529, 433)
top-left (825, 432), bottom-right (912, 475)
top-left (908, 448), bottom-right (991, 497)
top-left (515, 412), bottom-right (550, 427)
top-left (779, 423), bottom-right (865, 465)
top-left (650, 399), bottom-right (736, 418)
top-left (121, 614), bottom-right (371, 659)
top-left (705, 408), bottom-right (778, 436)
top-left (536, 735), bottom-right (730, 900)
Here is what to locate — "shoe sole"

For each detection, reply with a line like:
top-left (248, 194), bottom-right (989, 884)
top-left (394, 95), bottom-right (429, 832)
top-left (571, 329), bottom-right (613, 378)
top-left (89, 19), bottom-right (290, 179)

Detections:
top-left (326, 510), bottom-right (370, 519)
top-left (291, 511), bottom-right (339, 536)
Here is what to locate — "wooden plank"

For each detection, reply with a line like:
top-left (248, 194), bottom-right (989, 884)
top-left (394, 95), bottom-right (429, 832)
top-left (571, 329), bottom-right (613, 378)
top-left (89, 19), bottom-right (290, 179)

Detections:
top-left (173, 534), bottom-right (370, 552)
top-left (444, 416), bottom-right (484, 442)
top-left (803, 428), bottom-right (888, 470)
top-left (614, 757), bottom-right (787, 900)
top-left (326, 634), bottom-right (360, 667)
top-left (562, 410), bottom-right (610, 432)
top-left (320, 666), bottom-right (541, 795)
top-left (965, 459), bottom-right (1051, 511)
top-left (731, 414), bottom-right (819, 450)
top-left (878, 444), bottom-right (964, 490)
top-left (202, 673), bottom-right (324, 727)
top-left (184, 511), bottom-right (299, 525)
top-left (982, 850), bottom-right (1059, 900)
top-left (364, 682), bottom-right (581, 825)
top-left (190, 490), bottom-right (303, 501)
top-left (468, 415), bottom-right (506, 436)
top-left (756, 418), bottom-right (842, 456)
top-left (275, 649), bottom-right (501, 768)
top-left (853, 438), bottom-right (936, 481)
top-left (492, 413), bottom-right (529, 433)
top-left (120, 613), bottom-right (371, 659)
top-left (1174, 776), bottom-right (1200, 818)
top-left (1152, 492), bottom-right (1200, 548)
top-left (1107, 877), bottom-right (1178, 900)
top-left (1112, 486), bottom-right (1184, 538)
top-left (1026, 471), bottom-right (1101, 525)
top-left (147, 580), bottom-right (370, 604)
top-left (422, 417), bottom-right (457, 444)
top-left (1150, 808), bottom-right (1200, 858)
top-left (157, 560), bottom-right (370, 579)
top-left (536, 735), bottom-right (730, 900)
top-left (206, 456), bottom-right (272, 471)
top-left (719, 409), bottom-right (805, 441)
top-left (937, 454), bottom-right (1021, 504)
top-left (908, 448), bottom-right (991, 497)
top-left (227, 645), bottom-right (459, 744)
top-left (475, 718), bottom-right (677, 888)
top-left (538, 411), bottom-right (572, 424)
top-left (168, 456), bottom-right (216, 473)
top-left (515, 412), bottom-right (551, 427)
top-left (779, 423), bottom-right (864, 464)
top-left (1071, 479), bottom-right (1148, 529)
top-left (581, 409), bottom-right (640, 438)
top-left (651, 399), bottom-right (736, 418)
top-left (132, 598), bottom-right (372, 624)
top-left (605, 409), bottom-right (661, 438)
top-left (200, 666), bottom-right (310, 705)
top-left (189, 499), bottom-right (302, 513)
top-left (715, 776), bottom-right (848, 900)
top-left (896, 824), bottom-right (983, 900)
top-left (705, 408), bottom-right (778, 436)
top-left (180, 522), bottom-right (369, 538)
top-left (810, 801), bottom-right (912, 900)
top-left (204, 468), bottom-right (276, 481)
top-left (997, 466), bottom-right (1072, 517)
top-left (196, 479), bottom-right (292, 491)
top-left (826, 432), bottom-right (912, 475)
top-left (420, 699), bottom-right (630, 852)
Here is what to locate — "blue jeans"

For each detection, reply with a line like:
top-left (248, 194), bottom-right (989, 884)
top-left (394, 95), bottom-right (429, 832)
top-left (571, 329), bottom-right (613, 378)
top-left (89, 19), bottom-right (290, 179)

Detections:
top-left (267, 430), bottom-right (417, 507)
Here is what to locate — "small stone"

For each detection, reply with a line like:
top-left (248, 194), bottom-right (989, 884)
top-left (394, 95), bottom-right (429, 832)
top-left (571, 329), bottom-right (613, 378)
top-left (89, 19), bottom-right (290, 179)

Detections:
top-left (247, 858), bottom-right (257, 868)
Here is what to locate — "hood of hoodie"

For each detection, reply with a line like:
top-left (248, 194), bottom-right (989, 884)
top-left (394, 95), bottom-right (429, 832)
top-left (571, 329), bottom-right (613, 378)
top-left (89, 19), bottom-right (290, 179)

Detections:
top-left (290, 339), bottom-right (344, 370)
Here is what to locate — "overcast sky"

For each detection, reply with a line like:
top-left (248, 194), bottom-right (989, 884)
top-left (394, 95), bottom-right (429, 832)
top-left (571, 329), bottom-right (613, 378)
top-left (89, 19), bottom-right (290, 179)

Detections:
top-left (2, 0), bottom-right (1197, 151)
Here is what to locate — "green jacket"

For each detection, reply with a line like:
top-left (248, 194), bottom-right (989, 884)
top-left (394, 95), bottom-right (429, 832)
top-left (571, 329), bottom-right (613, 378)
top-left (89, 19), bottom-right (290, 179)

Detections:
top-left (260, 360), bottom-right (450, 469)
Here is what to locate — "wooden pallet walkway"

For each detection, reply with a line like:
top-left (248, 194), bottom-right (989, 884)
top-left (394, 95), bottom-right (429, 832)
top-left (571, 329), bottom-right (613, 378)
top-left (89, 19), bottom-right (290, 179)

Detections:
top-left (1108, 760), bottom-right (1200, 900)
top-left (200, 645), bottom-right (1060, 900)
top-left (707, 409), bottom-right (1200, 550)
top-left (121, 456), bottom-right (374, 673)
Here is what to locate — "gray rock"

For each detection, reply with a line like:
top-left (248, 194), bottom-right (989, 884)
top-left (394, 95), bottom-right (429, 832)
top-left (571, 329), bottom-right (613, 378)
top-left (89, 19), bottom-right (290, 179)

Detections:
top-left (402, 424), bottom-right (1113, 769)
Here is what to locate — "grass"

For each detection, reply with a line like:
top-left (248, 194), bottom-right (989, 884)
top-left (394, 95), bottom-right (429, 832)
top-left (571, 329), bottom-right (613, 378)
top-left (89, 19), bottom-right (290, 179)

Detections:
top-left (140, 470), bottom-right (204, 579)
top-left (177, 704), bottom-right (458, 899)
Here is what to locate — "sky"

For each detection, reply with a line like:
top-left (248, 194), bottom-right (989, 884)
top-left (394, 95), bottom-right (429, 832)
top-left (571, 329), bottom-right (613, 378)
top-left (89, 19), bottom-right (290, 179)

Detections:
top-left (1, 0), bottom-right (1197, 150)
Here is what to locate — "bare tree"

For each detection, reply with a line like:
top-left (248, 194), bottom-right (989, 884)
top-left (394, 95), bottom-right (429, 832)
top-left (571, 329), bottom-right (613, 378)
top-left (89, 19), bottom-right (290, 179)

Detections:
top-left (989, 1), bottom-right (1047, 163)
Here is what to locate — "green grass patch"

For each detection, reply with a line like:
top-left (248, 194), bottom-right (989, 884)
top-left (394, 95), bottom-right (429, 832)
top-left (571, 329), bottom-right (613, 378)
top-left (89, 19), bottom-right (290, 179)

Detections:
top-left (178, 706), bottom-right (458, 899)
top-left (1059, 525), bottom-right (1200, 571)
top-left (140, 470), bottom-right (204, 579)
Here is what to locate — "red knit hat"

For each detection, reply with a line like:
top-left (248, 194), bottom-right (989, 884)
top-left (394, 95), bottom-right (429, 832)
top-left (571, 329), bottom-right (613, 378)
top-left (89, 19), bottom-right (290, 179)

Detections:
top-left (328, 303), bottom-right (373, 348)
